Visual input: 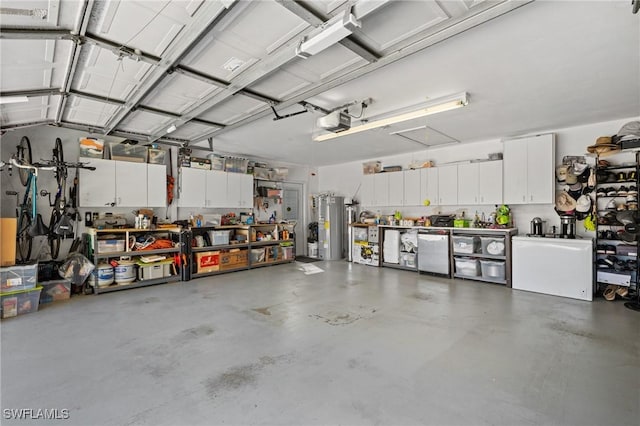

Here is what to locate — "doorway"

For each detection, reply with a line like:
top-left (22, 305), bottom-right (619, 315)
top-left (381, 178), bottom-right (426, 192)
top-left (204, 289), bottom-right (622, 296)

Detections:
top-left (282, 182), bottom-right (304, 255)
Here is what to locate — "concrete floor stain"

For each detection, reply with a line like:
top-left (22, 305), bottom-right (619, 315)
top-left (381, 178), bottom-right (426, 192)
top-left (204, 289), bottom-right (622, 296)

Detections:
top-left (413, 292), bottom-right (433, 301)
top-left (253, 307), bottom-right (271, 316)
top-left (205, 355), bottom-right (285, 398)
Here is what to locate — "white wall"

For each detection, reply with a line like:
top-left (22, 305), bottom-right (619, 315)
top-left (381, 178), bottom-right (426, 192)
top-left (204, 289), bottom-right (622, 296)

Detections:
top-left (318, 116), bottom-right (639, 237)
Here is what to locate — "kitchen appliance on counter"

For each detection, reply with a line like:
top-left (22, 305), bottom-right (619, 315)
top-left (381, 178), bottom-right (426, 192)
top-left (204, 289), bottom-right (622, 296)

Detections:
top-left (418, 229), bottom-right (450, 277)
top-left (429, 214), bottom-right (455, 227)
top-left (559, 215), bottom-right (576, 239)
top-left (530, 217), bottom-right (545, 236)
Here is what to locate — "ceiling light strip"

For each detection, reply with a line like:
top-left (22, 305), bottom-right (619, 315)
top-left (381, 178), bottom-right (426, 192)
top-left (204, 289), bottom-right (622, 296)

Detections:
top-left (314, 92), bottom-right (468, 142)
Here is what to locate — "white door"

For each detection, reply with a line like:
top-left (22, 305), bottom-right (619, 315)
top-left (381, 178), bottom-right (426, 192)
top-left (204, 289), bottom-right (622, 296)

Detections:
top-left (283, 182), bottom-right (303, 255)
top-left (387, 171), bottom-right (404, 206)
top-left (178, 167), bottom-right (206, 207)
top-left (205, 170), bottom-right (228, 207)
top-left (403, 169), bottom-right (421, 206)
top-left (478, 160), bottom-right (503, 205)
top-left (147, 163), bottom-right (167, 207)
top-left (360, 174), bottom-right (374, 207)
top-left (374, 173), bottom-right (389, 206)
top-left (457, 163), bottom-right (479, 205)
top-left (527, 134), bottom-right (555, 204)
top-left (239, 174), bottom-right (254, 208)
top-left (115, 161), bottom-right (147, 207)
top-left (79, 158), bottom-right (115, 207)
top-left (437, 165), bottom-right (458, 205)
top-left (503, 139), bottom-right (528, 204)
top-left (421, 167), bottom-right (438, 206)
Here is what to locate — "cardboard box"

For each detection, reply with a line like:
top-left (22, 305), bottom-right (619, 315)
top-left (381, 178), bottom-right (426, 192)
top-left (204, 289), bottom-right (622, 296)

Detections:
top-left (1, 218), bottom-right (17, 266)
top-left (220, 250), bottom-right (248, 270)
top-left (235, 228), bottom-right (256, 242)
top-left (195, 251), bottom-right (220, 273)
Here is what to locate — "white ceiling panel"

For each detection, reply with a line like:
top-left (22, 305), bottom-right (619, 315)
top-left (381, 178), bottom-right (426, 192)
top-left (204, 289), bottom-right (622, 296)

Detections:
top-left (0, 95), bottom-right (60, 125)
top-left (169, 121), bottom-right (218, 140)
top-left (356, 1), bottom-right (450, 52)
top-left (118, 110), bottom-right (172, 135)
top-left (0, 40), bottom-right (72, 90)
top-left (197, 95), bottom-right (266, 125)
top-left (72, 44), bottom-right (153, 100)
top-left (63, 96), bottom-right (120, 127)
top-left (142, 73), bottom-right (222, 114)
top-left (389, 125), bottom-right (460, 148)
top-left (0, 0), bottom-right (80, 29)
top-left (93, 0), bottom-right (207, 56)
top-left (181, 37), bottom-right (259, 81)
top-left (304, 0), bottom-right (349, 15)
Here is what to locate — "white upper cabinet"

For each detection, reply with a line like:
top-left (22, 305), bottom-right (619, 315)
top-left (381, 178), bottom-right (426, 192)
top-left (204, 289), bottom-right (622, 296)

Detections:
top-left (374, 173), bottom-right (389, 206)
top-left (360, 174), bottom-right (374, 206)
top-left (205, 170), bottom-right (228, 208)
top-left (503, 134), bottom-right (555, 204)
top-left (178, 167), bottom-right (206, 208)
top-left (457, 163), bottom-right (479, 205)
top-left (437, 165), bottom-right (458, 205)
top-left (147, 163), bottom-right (167, 207)
top-left (478, 160), bottom-right (503, 205)
top-left (80, 158), bottom-right (116, 207)
top-left (421, 167), bottom-right (438, 206)
top-left (403, 169), bottom-right (421, 206)
top-left (114, 161), bottom-right (146, 207)
top-left (227, 173), bottom-right (253, 208)
top-left (388, 171), bottom-right (404, 206)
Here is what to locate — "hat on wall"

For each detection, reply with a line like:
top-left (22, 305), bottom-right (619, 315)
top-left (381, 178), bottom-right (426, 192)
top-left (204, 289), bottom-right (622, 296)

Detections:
top-left (587, 136), bottom-right (620, 155)
top-left (565, 171), bottom-right (579, 185)
top-left (572, 163), bottom-right (590, 183)
top-left (614, 121), bottom-right (640, 142)
top-left (575, 195), bottom-right (592, 221)
top-left (556, 191), bottom-right (577, 212)
top-left (556, 165), bottom-right (569, 182)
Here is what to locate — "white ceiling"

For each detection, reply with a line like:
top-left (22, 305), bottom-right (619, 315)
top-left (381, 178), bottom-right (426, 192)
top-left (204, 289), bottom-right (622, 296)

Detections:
top-left (1, 0), bottom-right (638, 167)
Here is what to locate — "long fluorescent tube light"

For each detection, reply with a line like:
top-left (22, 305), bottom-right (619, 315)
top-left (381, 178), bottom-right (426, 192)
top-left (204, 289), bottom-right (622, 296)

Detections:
top-left (296, 11), bottom-right (361, 59)
top-left (313, 92), bottom-right (469, 142)
top-left (0, 96), bottom-right (29, 105)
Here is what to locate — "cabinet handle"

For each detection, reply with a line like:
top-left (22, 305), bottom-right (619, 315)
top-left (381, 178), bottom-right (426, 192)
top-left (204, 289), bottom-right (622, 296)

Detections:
top-left (530, 195), bottom-right (533, 202)
top-left (522, 195), bottom-right (525, 202)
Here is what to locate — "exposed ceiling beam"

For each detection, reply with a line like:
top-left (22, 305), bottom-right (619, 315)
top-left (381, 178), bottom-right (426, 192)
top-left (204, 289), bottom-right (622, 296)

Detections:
top-left (55, 0), bottom-right (95, 124)
top-left (0, 120), bottom-right (55, 131)
top-left (68, 89), bottom-right (124, 105)
top-left (102, 1), bottom-right (240, 135)
top-left (196, 0), bottom-right (534, 141)
top-left (0, 88), bottom-right (61, 98)
top-left (0, 28), bottom-right (74, 40)
top-left (275, 0), bottom-right (380, 63)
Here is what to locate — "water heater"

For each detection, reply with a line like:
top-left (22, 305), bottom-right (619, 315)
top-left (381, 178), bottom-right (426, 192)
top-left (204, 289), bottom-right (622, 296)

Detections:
top-left (317, 195), bottom-right (344, 260)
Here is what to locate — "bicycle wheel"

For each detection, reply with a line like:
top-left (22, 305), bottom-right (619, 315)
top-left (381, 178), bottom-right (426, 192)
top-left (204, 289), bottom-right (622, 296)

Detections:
top-left (48, 209), bottom-right (61, 260)
top-left (17, 209), bottom-right (33, 262)
top-left (53, 137), bottom-right (65, 187)
top-left (17, 136), bottom-right (32, 187)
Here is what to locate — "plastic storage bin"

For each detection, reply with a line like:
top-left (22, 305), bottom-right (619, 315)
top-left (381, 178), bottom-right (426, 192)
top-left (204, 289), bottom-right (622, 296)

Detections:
top-left (250, 248), bottom-right (265, 264)
top-left (1, 286), bottom-right (42, 318)
top-left (480, 237), bottom-right (506, 256)
top-left (207, 230), bottom-right (231, 246)
top-left (479, 260), bottom-right (506, 280)
top-left (79, 137), bottom-right (104, 158)
top-left (400, 252), bottom-right (417, 268)
top-left (39, 279), bottom-right (71, 303)
top-left (137, 260), bottom-right (173, 280)
top-left (282, 246), bottom-right (294, 260)
top-left (97, 239), bottom-right (125, 253)
top-left (110, 143), bottom-right (147, 162)
top-left (148, 148), bottom-right (166, 165)
top-left (452, 236), bottom-right (480, 254)
top-left (455, 257), bottom-right (480, 277)
top-left (1, 263), bottom-right (37, 292)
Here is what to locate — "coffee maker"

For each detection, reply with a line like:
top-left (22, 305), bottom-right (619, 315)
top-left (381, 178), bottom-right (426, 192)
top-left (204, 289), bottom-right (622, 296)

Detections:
top-left (530, 217), bottom-right (545, 236)
top-left (559, 215), bottom-right (576, 239)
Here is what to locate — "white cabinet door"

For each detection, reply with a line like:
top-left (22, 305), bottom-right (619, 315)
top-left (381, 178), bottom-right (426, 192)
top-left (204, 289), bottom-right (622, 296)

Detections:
top-left (503, 140), bottom-right (528, 204)
top-left (360, 174), bottom-right (374, 206)
top-left (205, 170), bottom-right (228, 208)
top-left (178, 167), bottom-right (206, 207)
top-left (403, 169), bottom-right (421, 206)
top-left (115, 161), bottom-right (147, 207)
top-left (457, 163), bottom-right (479, 205)
top-left (420, 167), bottom-right (438, 206)
top-left (527, 135), bottom-right (555, 204)
top-left (388, 171), bottom-right (404, 206)
top-left (478, 160), bottom-right (503, 205)
top-left (79, 158), bottom-right (115, 207)
top-left (147, 163), bottom-right (167, 207)
top-left (374, 173), bottom-right (389, 206)
top-left (239, 173), bottom-right (254, 208)
top-left (437, 165), bottom-right (458, 205)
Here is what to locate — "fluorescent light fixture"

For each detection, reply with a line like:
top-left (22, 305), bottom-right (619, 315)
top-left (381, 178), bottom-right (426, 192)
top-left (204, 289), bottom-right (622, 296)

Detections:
top-left (0, 96), bottom-right (29, 105)
top-left (313, 92), bottom-right (469, 142)
top-left (296, 11), bottom-right (361, 59)
top-left (166, 124), bottom-right (177, 133)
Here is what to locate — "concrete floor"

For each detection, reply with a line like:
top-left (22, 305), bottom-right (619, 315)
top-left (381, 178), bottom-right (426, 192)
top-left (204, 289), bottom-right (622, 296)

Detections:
top-left (1, 260), bottom-right (638, 426)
